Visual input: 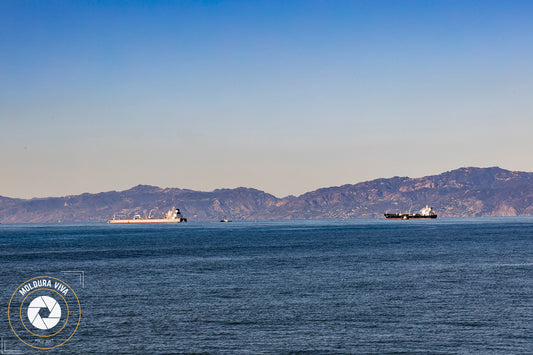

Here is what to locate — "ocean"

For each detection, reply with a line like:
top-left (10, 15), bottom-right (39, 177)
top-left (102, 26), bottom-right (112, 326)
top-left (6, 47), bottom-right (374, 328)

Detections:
top-left (1, 218), bottom-right (532, 354)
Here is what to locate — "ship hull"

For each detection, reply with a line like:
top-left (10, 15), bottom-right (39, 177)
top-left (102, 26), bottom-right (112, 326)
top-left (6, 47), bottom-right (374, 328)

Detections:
top-left (108, 218), bottom-right (187, 224)
top-left (384, 214), bottom-right (437, 220)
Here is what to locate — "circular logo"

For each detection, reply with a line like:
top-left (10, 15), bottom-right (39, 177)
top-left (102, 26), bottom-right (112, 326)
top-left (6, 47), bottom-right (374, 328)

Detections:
top-left (8, 276), bottom-right (81, 349)
top-left (27, 295), bottom-right (62, 330)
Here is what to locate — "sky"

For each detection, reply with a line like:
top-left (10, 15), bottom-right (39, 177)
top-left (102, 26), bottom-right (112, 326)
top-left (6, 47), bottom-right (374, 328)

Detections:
top-left (1, 0), bottom-right (533, 198)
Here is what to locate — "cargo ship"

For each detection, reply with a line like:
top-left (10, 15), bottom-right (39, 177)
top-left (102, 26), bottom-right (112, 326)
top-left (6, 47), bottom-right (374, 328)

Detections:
top-left (108, 208), bottom-right (187, 224)
top-left (384, 205), bottom-right (437, 220)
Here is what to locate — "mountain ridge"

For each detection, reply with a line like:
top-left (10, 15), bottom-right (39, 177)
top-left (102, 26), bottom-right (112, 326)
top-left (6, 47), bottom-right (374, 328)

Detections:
top-left (2, 167), bottom-right (533, 223)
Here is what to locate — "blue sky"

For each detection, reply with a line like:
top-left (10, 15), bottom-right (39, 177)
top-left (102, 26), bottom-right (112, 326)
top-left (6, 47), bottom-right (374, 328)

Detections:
top-left (1, 0), bottom-right (532, 198)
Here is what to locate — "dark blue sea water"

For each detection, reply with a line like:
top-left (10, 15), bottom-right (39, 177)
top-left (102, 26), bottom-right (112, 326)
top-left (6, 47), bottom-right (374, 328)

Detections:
top-left (1, 218), bottom-right (532, 354)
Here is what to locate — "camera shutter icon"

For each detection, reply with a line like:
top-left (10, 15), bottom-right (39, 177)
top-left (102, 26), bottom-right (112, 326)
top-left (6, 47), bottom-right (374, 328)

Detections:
top-left (27, 296), bottom-right (62, 330)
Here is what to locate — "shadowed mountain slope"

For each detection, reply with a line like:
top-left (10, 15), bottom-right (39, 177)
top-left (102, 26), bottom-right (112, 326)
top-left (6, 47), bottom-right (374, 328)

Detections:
top-left (2, 167), bottom-right (533, 222)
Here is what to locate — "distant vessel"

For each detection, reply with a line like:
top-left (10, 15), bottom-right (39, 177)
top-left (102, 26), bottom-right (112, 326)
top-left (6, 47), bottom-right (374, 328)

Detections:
top-left (108, 208), bottom-right (187, 224)
top-left (220, 216), bottom-right (232, 222)
top-left (384, 205), bottom-right (437, 220)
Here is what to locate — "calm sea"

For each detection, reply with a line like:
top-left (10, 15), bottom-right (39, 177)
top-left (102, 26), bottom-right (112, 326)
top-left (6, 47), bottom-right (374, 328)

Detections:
top-left (1, 218), bottom-right (532, 354)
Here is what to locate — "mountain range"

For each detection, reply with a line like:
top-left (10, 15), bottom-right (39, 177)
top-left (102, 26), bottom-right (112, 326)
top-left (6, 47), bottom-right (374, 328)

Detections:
top-left (2, 167), bottom-right (533, 223)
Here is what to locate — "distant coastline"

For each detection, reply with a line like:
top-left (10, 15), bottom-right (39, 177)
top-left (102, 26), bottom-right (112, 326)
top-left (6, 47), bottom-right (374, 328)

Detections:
top-left (1, 167), bottom-right (533, 223)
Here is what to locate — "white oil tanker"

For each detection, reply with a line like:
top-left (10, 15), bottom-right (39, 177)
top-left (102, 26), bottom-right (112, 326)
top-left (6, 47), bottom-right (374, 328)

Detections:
top-left (108, 208), bottom-right (187, 224)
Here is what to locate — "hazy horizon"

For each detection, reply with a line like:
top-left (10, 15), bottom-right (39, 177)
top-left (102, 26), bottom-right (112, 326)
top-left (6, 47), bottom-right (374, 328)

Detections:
top-left (2, 1), bottom-right (532, 199)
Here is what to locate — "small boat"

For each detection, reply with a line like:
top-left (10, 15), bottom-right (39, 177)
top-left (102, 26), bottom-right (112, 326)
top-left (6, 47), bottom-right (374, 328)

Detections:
top-left (384, 205), bottom-right (437, 220)
top-left (220, 216), bottom-right (232, 222)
